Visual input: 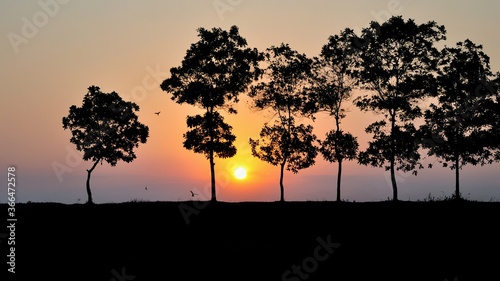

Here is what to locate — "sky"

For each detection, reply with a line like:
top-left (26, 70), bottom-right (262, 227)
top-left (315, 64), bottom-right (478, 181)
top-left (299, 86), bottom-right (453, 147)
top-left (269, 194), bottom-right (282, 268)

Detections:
top-left (1, 0), bottom-right (499, 204)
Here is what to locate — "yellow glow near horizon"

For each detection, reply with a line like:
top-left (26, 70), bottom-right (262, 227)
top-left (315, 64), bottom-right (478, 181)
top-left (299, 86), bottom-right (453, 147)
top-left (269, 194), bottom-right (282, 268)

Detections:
top-left (234, 167), bottom-right (247, 180)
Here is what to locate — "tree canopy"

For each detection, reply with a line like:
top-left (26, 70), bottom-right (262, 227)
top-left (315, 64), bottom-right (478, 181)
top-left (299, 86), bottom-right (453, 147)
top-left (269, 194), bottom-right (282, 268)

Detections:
top-left (183, 112), bottom-right (236, 159)
top-left (62, 19), bottom-right (500, 204)
top-left (355, 16), bottom-right (446, 201)
top-left (312, 28), bottom-right (360, 202)
top-left (161, 25), bottom-right (262, 114)
top-left (160, 25), bottom-right (262, 202)
top-left (62, 86), bottom-right (149, 204)
top-left (249, 44), bottom-right (317, 202)
top-left (420, 39), bottom-right (499, 199)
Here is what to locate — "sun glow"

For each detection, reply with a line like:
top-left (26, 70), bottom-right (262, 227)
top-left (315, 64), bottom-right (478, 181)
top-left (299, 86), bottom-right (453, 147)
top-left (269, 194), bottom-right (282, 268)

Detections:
top-left (234, 167), bottom-right (247, 180)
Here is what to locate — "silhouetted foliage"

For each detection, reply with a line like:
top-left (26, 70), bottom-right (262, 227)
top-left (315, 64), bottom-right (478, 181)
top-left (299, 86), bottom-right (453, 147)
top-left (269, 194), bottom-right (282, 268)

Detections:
top-left (250, 43), bottom-right (315, 117)
top-left (318, 131), bottom-right (358, 199)
top-left (490, 74), bottom-right (500, 161)
top-left (184, 112), bottom-right (236, 159)
top-left (250, 118), bottom-right (317, 201)
top-left (354, 16), bottom-right (446, 201)
top-left (420, 39), bottom-right (499, 200)
top-left (249, 44), bottom-right (317, 201)
top-left (311, 28), bottom-right (360, 202)
top-left (62, 86), bottom-right (149, 204)
top-left (483, 73), bottom-right (500, 162)
top-left (160, 25), bottom-right (262, 202)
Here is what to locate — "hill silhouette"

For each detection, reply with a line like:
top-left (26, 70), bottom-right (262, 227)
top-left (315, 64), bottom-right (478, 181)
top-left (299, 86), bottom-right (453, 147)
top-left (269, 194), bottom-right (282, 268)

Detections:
top-left (1, 201), bottom-right (499, 280)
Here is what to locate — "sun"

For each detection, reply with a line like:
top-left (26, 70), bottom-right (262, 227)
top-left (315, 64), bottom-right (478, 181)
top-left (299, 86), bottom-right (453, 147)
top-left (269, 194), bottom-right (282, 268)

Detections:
top-left (234, 167), bottom-right (247, 180)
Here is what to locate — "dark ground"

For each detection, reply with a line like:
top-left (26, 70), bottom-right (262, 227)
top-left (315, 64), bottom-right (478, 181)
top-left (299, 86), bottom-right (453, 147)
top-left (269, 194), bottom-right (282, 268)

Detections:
top-left (1, 200), bottom-right (500, 280)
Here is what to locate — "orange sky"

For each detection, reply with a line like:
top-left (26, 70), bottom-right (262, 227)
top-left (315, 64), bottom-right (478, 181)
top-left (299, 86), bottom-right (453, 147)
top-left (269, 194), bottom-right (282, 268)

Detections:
top-left (1, 1), bottom-right (499, 203)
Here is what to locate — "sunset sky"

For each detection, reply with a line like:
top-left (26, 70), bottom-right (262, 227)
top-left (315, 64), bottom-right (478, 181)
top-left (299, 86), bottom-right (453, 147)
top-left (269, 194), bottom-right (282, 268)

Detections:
top-left (1, 0), bottom-right (499, 203)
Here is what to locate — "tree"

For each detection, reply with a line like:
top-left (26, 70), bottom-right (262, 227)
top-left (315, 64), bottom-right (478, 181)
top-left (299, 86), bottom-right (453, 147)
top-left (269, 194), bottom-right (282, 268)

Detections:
top-left (183, 111), bottom-right (236, 162)
top-left (160, 26), bottom-right (262, 202)
top-left (62, 86), bottom-right (149, 204)
top-left (420, 40), bottom-right (498, 200)
top-left (354, 16), bottom-right (446, 201)
top-left (318, 131), bottom-right (358, 201)
top-left (485, 73), bottom-right (500, 161)
top-left (250, 118), bottom-right (317, 202)
top-left (249, 43), bottom-right (317, 202)
top-left (489, 74), bottom-right (500, 161)
top-left (312, 28), bottom-right (360, 202)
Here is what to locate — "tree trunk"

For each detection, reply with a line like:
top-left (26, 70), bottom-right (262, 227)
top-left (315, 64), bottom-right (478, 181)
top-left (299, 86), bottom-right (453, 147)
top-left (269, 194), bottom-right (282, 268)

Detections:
top-left (207, 108), bottom-right (217, 203)
top-left (390, 159), bottom-right (398, 201)
top-left (210, 150), bottom-right (216, 202)
top-left (335, 117), bottom-right (342, 202)
top-left (390, 114), bottom-right (398, 201)
top-left (280, 105), bottom-right (292, 203)
top-left (86, 160), bottom-right (99, 204)
top-left (455, 155), bottom-right (460, 200)
top-left (279, 161), bottom-right (286, 202)
top-left (337, 160), bottom-right (342, 202)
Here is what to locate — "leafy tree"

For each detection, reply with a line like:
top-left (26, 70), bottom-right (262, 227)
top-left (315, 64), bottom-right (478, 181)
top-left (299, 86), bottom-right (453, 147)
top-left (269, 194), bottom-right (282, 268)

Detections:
top-left (183, 111), bottom-right (236, 161)
top-left (486, 73), bottom-right (500, 161)
top-left (420, 40), bottom-right (498, 200)
top-left (490, 74), bottom-right (500, 161)
top-left (62, 86), bottom-right (149, 204)
top-left (312, 28), bottom-right (360, 202)
top-left (354, 16), bottom-right (446, 201)
top-left (250, 118), bottom-right (317, 202)
top-left (318, 131), bottom-right (358, 201)
top-left (161, 26), bottom-right (262, 202)
top-left (249, 44), bottom-right (317, 202)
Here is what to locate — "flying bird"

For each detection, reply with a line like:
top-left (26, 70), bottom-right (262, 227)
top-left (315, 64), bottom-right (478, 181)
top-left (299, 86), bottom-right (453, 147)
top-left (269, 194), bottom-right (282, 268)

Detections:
top-left (154, 111), bottom-right (161, 116)
top-left (145, 186), bottom-right (148, 191)
top-left (190, 190), bottom-right (198, 197)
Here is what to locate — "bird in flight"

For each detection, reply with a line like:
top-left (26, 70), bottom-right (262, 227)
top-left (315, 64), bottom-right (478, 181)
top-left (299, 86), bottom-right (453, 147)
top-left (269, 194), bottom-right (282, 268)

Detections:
top-left (145, 186), bottom-right (148, 191)
top-left (190, 190), bottom-right (198, 197)
top-left (154, 111), bottom-right (161, 116)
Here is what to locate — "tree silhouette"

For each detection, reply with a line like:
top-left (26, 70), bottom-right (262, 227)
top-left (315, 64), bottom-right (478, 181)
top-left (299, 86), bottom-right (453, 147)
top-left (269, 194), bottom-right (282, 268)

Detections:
top-left (318, 131), bottom-right (358, 201)
top-left (249, 44), bottom-right (317, 202)
top-left (160, 26), bottom-right (262, 202)
top-left (312, 28), bottom-right (360, 202)
top-left (183, 111), bottom-right (236, 161)
top-left (250, 118), bottom-right (317, 202)
top-left (62, 86), bottom-right (149, 204)
top-left (489, 74), bottom-right (500, 161)
top-left (354, 16), bottom-right (446, 201)
top-left (420, 40), bottom-right (499, 200)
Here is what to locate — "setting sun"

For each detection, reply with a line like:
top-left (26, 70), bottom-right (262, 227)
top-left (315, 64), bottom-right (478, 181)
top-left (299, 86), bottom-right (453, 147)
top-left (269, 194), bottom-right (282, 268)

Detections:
top-left (234, 167), bottom-right (247, 180)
